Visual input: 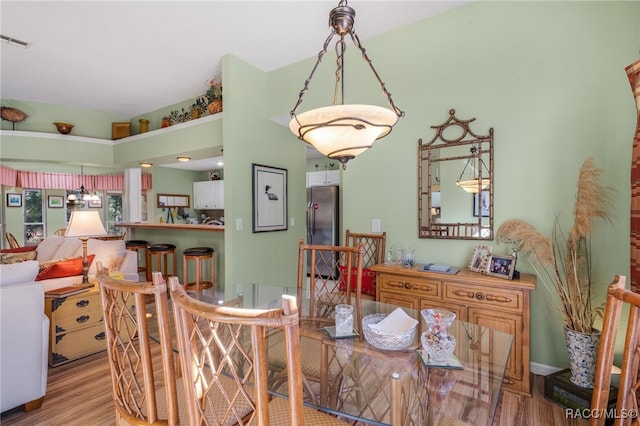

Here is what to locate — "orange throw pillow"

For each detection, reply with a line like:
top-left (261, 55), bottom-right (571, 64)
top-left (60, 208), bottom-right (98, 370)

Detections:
top-left (36, 255), bottom-right (95, 281)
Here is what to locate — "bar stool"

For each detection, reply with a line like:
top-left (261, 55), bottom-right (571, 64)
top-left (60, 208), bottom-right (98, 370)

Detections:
top-left (125, 240), bottom-right (148, 279)
top-left (146, 243), bottom-right (177, 281)
top-left (182, 247), bottom-right (215, 291)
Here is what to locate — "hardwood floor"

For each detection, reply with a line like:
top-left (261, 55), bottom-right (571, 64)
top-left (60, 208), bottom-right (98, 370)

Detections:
top-left (1, 348), bottom-right (588, 426)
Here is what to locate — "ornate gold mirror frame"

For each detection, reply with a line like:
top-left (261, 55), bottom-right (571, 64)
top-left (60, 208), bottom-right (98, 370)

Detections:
top-left (418, 109), bottom-right (494, 240)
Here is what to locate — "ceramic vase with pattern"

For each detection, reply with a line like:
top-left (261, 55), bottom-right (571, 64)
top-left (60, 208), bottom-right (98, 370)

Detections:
top-left (564, 326), bottom-right (601, 388)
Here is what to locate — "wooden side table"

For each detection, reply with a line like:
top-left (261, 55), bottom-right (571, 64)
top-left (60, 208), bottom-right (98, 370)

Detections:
top-left (44, 284), bottom-right (106, 367)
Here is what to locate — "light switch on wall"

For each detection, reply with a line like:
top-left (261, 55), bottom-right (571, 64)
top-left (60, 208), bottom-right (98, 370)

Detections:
top-left (290, 217), bottom-right (295, 227)
top-left (372, 219), bottom-right (381, 233)
top-left (236, 218), bottom-right (243, 231)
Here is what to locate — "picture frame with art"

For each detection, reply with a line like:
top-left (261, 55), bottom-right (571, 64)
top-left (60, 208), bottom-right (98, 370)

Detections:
top-left (468, 245), bottom-right (492, 273)
top-left (48, 195), bottom-right (64, 208)
top-left (473, 190), bottom-right (490, 217)
top-left (252, 163), bottom-right (288, 233)
top-left (486, 254), bottom-right (516, 280)
top-left (6, 193), bottom-right (22, 207)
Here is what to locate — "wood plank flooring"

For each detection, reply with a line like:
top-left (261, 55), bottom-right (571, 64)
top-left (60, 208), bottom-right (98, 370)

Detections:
top-left (1, 348), bottom-right (588, 426)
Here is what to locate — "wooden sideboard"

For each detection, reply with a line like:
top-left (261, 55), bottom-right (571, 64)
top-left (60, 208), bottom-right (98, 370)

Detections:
top-left (371, 263), bottom-right (536, 396)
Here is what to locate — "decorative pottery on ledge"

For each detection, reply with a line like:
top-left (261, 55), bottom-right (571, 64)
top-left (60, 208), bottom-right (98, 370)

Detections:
top-left (208, 99), bottom-right (223, 114)
top-left (53, 122), bottom-right (74, 134)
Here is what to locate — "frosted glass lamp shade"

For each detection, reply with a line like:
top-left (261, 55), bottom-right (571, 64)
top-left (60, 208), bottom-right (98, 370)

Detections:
top-left (456, 179), bottom-right (491, 194)
top-left (290, 104), bottom-right (398, 164)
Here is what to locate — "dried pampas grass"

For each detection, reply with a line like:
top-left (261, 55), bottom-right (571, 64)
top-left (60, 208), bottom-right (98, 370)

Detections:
top-left (496, 158), bottom-right (612, 333)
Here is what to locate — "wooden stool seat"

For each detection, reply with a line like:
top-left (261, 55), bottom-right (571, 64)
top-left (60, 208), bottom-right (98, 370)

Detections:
top-left (146, 243), bottom-right (177, 281)
top-left (183, 246), bottom-right (215, 291)
top-left (125, 240), bottom-right (149, 276)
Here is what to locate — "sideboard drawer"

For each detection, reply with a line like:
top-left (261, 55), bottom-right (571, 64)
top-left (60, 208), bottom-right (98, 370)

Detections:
top-left (50, 323), bottom-right (106, 366)
top-left (380, 275), bottom-right (441, 299)
top-left (444, 282), bottom-right (523, 311)
top-left (52, 292), bottom-right (103, 331)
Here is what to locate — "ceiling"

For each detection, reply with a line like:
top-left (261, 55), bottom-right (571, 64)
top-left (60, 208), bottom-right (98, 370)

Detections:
top-left (1, 0), bottom-right (468, 170)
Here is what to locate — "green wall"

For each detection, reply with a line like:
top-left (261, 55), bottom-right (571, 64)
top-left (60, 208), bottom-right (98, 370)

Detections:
top-left (222, 55), bottom-right (306, 294)
top-left (330, 1), bottom-right (637, 368)
top-left (1, 1), bottom-right (638, 370)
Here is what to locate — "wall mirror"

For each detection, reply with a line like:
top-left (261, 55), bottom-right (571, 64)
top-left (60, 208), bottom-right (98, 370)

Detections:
top-left (418, 109), bottom-right (493, 240)
top-left (157, 193), bottom-right (190, 208)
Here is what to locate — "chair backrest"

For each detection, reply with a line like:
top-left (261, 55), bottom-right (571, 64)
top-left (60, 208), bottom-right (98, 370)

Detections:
top-left (53, 228), bottom-right (66, 237)
top-left (297, 239), bottom-right (364, 334)
top-left (345, 229), bottom-right (386, 269)
top-left (590, 275), bottom-right (640, 426)
top-left (168, 277), bottom-right (306, 425)
top-left (97, 270), bottom-right (180, 425)
top-left (345, 230), bottom-right (386, 297)
top-left (5, 232), bottom-right (20, 249)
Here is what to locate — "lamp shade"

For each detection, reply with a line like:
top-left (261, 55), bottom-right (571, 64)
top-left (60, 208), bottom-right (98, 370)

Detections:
top-left (456, 179), bottom-right (491, 194)
top-left (65, 210), bottom-right (107, 238)
top-left (290, 104), bottom-right (398, 162)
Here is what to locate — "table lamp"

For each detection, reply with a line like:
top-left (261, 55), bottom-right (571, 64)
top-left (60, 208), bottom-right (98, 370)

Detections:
top-left (65, 210), bottom-right (107, 285)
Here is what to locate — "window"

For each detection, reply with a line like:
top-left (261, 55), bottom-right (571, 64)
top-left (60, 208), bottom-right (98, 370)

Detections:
top-left (23, 189), bottom-right (44, 245)
top-left (105, 192), bottom-right (123, 234)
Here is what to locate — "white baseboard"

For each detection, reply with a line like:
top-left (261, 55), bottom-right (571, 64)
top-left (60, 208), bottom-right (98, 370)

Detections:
top-left (530, 362), bottom-right (563, 376)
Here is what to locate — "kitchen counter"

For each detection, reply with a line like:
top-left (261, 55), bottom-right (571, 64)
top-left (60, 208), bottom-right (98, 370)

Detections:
top-left (115, 222), bottom-right (224, 232)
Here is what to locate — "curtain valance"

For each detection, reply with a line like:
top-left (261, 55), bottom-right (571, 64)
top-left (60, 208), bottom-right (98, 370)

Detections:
top-left (0, 165), bottom-right (152, 191)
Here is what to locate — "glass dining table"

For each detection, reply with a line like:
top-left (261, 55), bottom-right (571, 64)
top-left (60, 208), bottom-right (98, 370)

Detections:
top-left (154, 283), bottom-right (513, 426)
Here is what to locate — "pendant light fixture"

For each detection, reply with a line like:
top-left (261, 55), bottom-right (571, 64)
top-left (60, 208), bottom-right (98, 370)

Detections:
top-left (289, 0), bottom-right (404, 169)
top-left (67, 166), bottom-right (99, 208)
top-left (456, 145), bottom-right (490, 193)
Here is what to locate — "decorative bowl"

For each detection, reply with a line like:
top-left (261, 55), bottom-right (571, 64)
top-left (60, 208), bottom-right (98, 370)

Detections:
top-left (53, 122), bottom-right (74, 134)
top-left (362, 313), bottom-right (417, 351)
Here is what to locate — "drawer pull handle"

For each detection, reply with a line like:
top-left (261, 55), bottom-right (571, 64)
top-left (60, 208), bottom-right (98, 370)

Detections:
top-left (452, 289), bottom-right (474, 298)
top-left (76, 315), bottom-right (90, 323)
top-left (485, 294), bottom-right (512, 303)
top-left (76, 300), bottom-right (90, 308)
top-left (95, 332), bottom-right (105, 341)
top-left (387, 280), bottom-right (407, 289)
top-left (475, 292), bottom-right (485, 301)
top-left (404, 282), bottom-right (412, 290)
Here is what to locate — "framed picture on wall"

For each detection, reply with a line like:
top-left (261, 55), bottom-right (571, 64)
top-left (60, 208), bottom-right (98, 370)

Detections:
top-left (473, 191), bottom-right (490, 217)
top-left (89, 197), bottom-right (102, 208)
top-left (48, 195), bottom-right (64, 208)
top-left (252, 163), bottom-right (288, 233)
top-left (6, 193), bottom-right (21, 207)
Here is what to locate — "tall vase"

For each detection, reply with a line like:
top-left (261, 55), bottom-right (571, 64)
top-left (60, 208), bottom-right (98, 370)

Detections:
top-left (564, 326), bottom-right (601, 388)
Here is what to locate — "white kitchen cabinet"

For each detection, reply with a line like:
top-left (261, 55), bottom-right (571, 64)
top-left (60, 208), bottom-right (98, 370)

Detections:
top-left (306, 170), bottom-right (340, 187)
top-left (193, 180), bottom-right (224, 209)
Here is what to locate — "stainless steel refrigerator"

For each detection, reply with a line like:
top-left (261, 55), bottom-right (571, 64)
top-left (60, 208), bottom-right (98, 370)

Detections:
top-left (306, 186), bottom-right (339, 276)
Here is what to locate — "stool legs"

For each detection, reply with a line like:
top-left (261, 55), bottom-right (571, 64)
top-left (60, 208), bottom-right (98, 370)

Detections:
top-left (146, 249), bottom-right (176, 281)
top-left (183, 253), bottom-right (215, 291)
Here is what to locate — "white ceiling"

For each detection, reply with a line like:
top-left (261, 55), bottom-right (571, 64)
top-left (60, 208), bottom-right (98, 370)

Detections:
top-left (1, 0), bottom-right (468, 170)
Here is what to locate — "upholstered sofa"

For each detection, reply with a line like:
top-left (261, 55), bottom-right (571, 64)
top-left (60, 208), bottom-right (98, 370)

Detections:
top-left (0, 260), bottom-right (49, 413)
top-left (0, 236), bottom-right (137, 413)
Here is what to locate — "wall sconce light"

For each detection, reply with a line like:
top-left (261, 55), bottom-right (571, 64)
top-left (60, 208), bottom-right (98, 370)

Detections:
top-left (289, 0), bottom-right (404, 169)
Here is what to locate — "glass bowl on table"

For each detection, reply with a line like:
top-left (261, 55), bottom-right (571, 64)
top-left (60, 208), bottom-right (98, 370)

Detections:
top-left (362, 310), bottom-right (418, 351)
